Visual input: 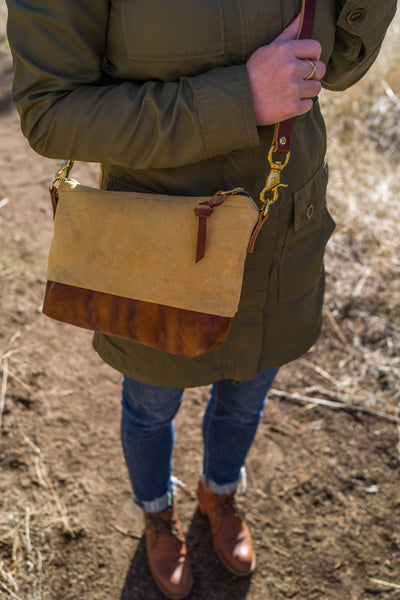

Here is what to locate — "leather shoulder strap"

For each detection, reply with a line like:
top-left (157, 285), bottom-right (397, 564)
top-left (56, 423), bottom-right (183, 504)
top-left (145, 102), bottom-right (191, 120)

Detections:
top-left (273, 0), bottom-right (317, 155)
top-left (247, 0), bottom-right (318, 253)
top-left (298, 0), bottom-right (317, 40)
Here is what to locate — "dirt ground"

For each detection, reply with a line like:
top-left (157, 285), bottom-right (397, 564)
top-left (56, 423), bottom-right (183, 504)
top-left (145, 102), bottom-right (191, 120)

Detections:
top-left (1, 5), bottom-right (400, 600)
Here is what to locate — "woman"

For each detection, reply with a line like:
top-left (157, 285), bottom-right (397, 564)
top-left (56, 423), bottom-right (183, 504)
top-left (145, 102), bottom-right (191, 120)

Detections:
top-left (6, 0), bottom-right (396, 598)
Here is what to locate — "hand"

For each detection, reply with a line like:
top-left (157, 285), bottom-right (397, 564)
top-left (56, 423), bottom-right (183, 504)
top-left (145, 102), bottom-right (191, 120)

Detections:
top-left (246, 13), bottom-right (326, 126)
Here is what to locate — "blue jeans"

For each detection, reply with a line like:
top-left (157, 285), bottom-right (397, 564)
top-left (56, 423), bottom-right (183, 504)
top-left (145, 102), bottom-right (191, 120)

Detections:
top-left (120, 368), bottom-right (278, 513)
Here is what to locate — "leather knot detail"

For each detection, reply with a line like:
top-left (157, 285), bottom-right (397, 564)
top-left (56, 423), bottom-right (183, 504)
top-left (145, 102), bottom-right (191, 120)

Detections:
top-left (193, 191), bottom-right (228, 263)
top-left (194, 205), bottom-right (213, 218)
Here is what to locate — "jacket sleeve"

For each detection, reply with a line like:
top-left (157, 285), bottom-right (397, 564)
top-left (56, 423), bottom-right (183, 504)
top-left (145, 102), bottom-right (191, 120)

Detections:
top-left (6, 0), bottom-right (259, 170)
top-left (322, 0), bottom-right (397, 91)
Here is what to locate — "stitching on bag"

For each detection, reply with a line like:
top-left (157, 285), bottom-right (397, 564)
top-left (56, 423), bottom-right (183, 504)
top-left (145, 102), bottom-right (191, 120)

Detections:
top-left (60, 186), bottom-right (256, 210)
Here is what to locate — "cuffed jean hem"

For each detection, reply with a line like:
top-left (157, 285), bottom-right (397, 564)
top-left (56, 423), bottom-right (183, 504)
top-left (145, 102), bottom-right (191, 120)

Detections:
top-left (201, 474), bottom-right (240, 495)
top-left (134, 490), bottom-right (173, 514)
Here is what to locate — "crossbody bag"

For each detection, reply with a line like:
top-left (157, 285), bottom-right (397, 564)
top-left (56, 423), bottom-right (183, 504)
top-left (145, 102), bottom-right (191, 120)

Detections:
top-left (43, 0), bottom-right (316, 357)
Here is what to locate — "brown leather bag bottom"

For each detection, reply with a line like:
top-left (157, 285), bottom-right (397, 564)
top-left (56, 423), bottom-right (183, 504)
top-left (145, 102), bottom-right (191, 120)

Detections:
top-left (43, 281), bottom-right (233, 357)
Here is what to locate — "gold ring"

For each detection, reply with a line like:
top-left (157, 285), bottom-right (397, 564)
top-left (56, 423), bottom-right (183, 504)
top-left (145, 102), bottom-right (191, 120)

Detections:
top-left (304, 59), bottom-right (317, 80)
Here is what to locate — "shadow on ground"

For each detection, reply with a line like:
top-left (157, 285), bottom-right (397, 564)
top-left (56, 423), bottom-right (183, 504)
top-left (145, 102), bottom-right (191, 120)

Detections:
top-left (120, 509), bottom-right (252, 600)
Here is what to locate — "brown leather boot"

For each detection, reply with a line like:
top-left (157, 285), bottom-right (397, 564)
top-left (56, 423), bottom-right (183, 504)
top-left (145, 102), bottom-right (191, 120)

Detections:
top-left (197, 480), bottom-right (255, 576)
top-left (144, 506), bottom-right (193, 599)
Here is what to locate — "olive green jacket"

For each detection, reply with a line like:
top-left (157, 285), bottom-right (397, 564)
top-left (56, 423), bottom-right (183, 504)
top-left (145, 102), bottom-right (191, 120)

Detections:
top-left (6, 0), bottom-right (396, 386)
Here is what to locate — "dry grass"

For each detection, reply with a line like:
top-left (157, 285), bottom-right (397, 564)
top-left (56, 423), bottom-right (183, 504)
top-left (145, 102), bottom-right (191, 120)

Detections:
top-left (0, 0), bottom-right (8, 55)
top-left (0, 339), bottom-right (74, 600)
top-left (0, 317), bottom-right (84, 599)
top-left (318, 15), bottom-right (400, 416)
top-left (0, 446), bottom-right (72, 600)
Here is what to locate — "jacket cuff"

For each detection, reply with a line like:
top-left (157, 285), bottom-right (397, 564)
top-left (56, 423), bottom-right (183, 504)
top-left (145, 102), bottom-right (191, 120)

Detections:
top-left (193, 64), bottom-right (260, 159)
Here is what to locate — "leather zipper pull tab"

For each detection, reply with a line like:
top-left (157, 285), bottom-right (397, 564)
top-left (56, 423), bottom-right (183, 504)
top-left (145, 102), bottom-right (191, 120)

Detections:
top-left (194, 203), bottom-right (214, 262)
top-left (193, 191), bottom-right (229, 263)
top-left (193, 190), bottom-right (246, 262)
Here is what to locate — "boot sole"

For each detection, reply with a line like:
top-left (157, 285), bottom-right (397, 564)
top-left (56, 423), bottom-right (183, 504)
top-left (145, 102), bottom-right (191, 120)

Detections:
top-left (198, 503), bottom-right (256, 577)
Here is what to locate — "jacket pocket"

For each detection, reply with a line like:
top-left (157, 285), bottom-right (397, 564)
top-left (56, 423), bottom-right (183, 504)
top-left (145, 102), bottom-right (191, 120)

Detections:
top-left (121, 0), bottom-right (225, 61)
top-left (336, 0), bottom-right (396, 58)
top-left (324, 0), bottom-right (396, 88)
top-left (279, 160), bottom-right (335, 303)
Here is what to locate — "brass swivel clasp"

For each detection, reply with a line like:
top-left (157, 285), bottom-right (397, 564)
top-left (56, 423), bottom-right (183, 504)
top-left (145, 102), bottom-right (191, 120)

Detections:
top-left (49, 159), bottom-right (74, 216)
top-left (259, 146), bottom-right (290, 218)
top-left (50, 159), bottom-right (74, 192)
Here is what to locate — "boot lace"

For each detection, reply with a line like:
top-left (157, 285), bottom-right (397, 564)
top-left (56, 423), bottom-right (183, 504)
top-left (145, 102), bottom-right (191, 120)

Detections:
top-left (146, 513), bottom-right (183, 543)
top-left (215, 494), bottom-right (244, 520)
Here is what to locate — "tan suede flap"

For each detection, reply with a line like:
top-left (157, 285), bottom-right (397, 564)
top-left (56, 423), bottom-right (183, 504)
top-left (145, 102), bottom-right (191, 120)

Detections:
top-left (46, 181), bottom-right (259, 317)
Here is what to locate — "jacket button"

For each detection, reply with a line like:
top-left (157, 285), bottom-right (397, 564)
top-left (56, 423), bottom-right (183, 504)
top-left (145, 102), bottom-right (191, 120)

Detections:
top-left (346, 9), bottom-right (367, 24)
top-left (306, 204), bottom-right (314, 219)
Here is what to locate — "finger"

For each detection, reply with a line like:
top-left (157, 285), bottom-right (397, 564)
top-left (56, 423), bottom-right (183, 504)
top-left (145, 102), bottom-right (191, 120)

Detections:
top-left (290, 39), bottom-right (322, 60)
top-left (299, 79), bottom-right (322, 99)
top-left (296, 98), bottom-right (314, 116)
top-left (274, 13), bottom-right (302, 42)
top-left (299, 59), bottom-right (326, 81)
